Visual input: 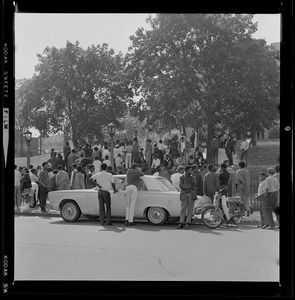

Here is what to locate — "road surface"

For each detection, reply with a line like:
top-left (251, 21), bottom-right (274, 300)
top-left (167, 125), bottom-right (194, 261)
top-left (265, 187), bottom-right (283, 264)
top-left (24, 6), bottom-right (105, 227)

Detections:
top-left (15, 215), bottom-right (279, 281)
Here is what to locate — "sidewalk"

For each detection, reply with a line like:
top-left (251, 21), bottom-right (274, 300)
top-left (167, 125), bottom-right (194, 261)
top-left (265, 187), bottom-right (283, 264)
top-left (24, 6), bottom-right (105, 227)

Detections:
top-left (14, 201), bottom-right (60, 217)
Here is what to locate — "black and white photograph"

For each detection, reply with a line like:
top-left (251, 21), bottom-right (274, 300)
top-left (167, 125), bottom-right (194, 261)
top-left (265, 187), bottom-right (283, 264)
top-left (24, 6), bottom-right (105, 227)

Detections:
top-left (2, 0), bottom-right (293, 297)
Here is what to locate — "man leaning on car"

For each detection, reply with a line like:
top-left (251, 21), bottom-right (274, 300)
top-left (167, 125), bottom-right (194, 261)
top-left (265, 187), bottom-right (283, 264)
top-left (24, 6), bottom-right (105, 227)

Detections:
top-left (89, 163), bottom-right (118, 226)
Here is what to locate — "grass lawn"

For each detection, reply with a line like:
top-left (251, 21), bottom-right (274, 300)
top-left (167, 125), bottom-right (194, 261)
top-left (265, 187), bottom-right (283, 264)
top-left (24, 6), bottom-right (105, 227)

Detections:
top-left (235, 139), bottom-right (279, 181)
top-left (15, 154), bottom-right (51, 169)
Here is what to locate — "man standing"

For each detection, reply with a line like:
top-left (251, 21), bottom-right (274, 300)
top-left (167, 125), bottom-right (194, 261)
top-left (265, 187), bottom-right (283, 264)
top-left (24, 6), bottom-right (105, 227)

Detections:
top-left (240, 137), bottom-right (250, 166)
top-left (218, 163), bottom-right (231, 197)
top-left (211, 135), bottom-right (219, 166)
top-left (254, 172), bottom-right (269, 228)
top-left (171, 165), bottom-right (185, 192)
top-left (38, 162), bottom-right (50, 212)
top-left (216, 160), bottom-right (235, 197)
top-left (92, 156), bottom-right (101, 174)
top-left (67, 149), bottom-right (77, 174)
top-left (63, 141), bottom-right (71, 171)
top-left (85, 165), bottom-right (97, 189)
top-left (131, 138), bottom-right (139, 165)
top-left (203, 164), bottom-right (221, 202)
top-left (145, 139), bottom-right (153, 168)
top-left (235, 161), bottom-right (252, 216)
top-left (56, 165), bottom-right (70, 190)
top-left (125, 141), bottom-right (133, 169)
top-left (225, 134), bottom-right (235, 167)
top-left (265, 168), bottom-right (280, 230)
top-left (15, 165), bottom-right (22, 210)
top-left (125, 163), bottom-right (145, 226)
top-left (178, 135), bottom-right (188, 164)
top-left (176, 165), bottom-right (196, 230)
top-left (191, 164), bottom-right (204, 196)
top-left (89, 163), bottom-right (118, 226)
top-left (190, 130), bottom-right (196, 148)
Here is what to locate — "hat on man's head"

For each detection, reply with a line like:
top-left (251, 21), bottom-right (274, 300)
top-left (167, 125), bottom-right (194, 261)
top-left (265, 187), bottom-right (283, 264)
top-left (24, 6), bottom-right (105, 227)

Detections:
top-left (177, 165), bottom-right (185, 171)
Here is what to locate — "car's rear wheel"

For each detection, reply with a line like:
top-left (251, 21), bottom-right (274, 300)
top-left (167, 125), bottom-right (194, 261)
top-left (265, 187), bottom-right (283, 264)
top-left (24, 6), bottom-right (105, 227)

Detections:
top-left (146, 206), bottom-right (168, 225)
top-left (60, 200), bottom-right (81, 222)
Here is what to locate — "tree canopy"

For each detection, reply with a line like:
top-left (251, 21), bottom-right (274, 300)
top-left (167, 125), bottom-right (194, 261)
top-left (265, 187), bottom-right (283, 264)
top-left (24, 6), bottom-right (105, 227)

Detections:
top-left (19, 41), bottom-right (133, 144)
top-left (125, 14), bottom-right (279, 159)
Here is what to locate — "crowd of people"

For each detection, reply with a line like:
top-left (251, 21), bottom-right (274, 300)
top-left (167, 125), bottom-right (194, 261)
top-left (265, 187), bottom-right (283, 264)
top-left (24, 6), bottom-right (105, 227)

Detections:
top-left (14, 133), bottom-right (279, 230)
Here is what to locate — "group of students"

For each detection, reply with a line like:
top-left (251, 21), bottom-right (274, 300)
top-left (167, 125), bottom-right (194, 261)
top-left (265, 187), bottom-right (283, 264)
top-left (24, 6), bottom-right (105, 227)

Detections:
top-left (168, 159), bottom-right (280, 229)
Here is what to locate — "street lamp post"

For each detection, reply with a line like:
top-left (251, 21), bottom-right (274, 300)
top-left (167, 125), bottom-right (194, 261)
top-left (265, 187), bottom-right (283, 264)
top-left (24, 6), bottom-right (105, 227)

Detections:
top-left (107, 122), bottom-right (116, 170)
top-left (23, 129), bottom-right (32, 168)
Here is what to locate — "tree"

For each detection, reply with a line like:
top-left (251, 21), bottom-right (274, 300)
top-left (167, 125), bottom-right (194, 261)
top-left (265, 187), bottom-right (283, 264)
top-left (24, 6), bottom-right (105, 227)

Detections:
top-left (19, 41), bottom-right (133, 145)
top-left (125, 14), bottom-right (260, 162)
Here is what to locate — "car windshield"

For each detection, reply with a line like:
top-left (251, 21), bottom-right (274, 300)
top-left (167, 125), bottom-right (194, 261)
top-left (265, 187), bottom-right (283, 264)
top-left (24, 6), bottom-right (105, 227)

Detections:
top-left (156, 177), bottom-right (177, 191)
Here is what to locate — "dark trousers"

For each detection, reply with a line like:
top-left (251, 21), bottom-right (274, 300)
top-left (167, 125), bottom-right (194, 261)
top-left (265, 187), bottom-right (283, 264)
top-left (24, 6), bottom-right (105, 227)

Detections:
top-left (98, 190), bottom-right (111, 225)
top-left (266, 191), bottom-right (279, 226)
top-left (212, 149), bottom-right (219, 165)
top-left (258, 196), bottom-right (267, 225)
top-left (225, 149), bottom-right (233, 166)
top-left (240, 150), bottom-right (248, 166)
top-left (39, 185), bottom-right (48, 209)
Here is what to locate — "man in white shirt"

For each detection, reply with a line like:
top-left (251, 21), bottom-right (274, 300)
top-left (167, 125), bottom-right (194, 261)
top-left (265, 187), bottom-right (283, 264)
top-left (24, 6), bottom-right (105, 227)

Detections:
top-left (254, 172), bottom-right (268, 228)
top-left (264, 168), bottom-right (280, 230)
top-left (89, 163), bottom-right (118, 226)
top-left (93, 156), bottom-right (102, 173)
top-left (240, 137), bottom-right (249, 166)
top-left (151, 154), bottom-right (161, 173)
top-left (170, 165), bottom-right (185, 192)
top-left (29, 168), bottom-right (39, 204)
top-left (103, 155), bottom-right (111, 167)
top-left (15, 165), bottom-right (22, 209)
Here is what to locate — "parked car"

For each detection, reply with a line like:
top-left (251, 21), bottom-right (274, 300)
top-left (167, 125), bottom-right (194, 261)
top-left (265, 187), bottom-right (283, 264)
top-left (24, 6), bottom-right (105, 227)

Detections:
top-left (49, 175), bottom-right (201, 225)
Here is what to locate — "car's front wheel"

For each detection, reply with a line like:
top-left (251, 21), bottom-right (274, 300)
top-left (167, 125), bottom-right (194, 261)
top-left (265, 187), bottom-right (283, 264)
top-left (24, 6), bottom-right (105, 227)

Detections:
top-left (146, 206), bottom-right (168, 225)
top-left (60, 200), bottom-right (81, 222)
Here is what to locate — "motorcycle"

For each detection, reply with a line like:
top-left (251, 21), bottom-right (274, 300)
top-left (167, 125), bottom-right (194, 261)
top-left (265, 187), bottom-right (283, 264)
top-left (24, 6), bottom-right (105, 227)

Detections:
top-left (200, 189), bottom-right (244, 229)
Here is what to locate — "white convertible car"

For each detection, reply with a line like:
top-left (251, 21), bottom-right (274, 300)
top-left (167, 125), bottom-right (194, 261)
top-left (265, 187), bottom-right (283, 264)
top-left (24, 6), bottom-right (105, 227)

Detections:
top-left (48, 175), bottom-right (203, 225)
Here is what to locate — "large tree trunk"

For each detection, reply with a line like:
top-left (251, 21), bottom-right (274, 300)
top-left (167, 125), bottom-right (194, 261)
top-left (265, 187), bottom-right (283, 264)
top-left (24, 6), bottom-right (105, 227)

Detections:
top-left (206, 122), bottom-right (214, 163)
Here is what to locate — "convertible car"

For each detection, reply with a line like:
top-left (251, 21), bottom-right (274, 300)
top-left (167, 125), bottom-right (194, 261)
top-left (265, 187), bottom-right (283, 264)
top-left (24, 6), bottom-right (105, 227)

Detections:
top-left (48, 175), bottom-right (205, 225)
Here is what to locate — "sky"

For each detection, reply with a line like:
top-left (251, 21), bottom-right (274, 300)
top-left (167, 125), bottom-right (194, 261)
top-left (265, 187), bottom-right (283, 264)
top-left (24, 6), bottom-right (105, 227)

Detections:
top-left (15, 13), bottom-right (281, 80)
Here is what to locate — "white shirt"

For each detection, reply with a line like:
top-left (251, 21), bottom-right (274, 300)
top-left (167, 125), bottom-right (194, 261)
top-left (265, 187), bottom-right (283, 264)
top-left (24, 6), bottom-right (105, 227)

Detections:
top-left (171, 172), bottom-right (183, 191)
top-left (29, 172), bottom-right (39, 183)
top-left (113, 147), bottom-right (120, 158)
top-left (90, 170), bottom-right (114, 192)
top-left (157, 143), bottom-right (164, 151)
top-left (240, 140), bottom-right (249, 150)
top-left (258, 179), bottom-right (266, 197)
top-left (93, 160), bottom-right (101, 173)
top-left (180, 141), bottom-right (186, 152)
top-left (15, 170), bottom-right (22, 186)
top-left (151, 158), bottom-right (160, 168)
top-left (115, 157), bottom-right (122, 167)
top-left (103, 159), bottom-right (111, 167)
top-left (265, 175), bottom-right (280, 192)
top-left (102, 149), bottom-right (110, 160)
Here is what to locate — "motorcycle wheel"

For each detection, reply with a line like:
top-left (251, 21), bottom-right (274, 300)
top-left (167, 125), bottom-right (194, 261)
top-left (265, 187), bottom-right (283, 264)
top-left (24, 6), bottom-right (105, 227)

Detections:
top-left (202, 207), bottom-right (223, 229)
top-left (231, 206), bottom-right (243, 225)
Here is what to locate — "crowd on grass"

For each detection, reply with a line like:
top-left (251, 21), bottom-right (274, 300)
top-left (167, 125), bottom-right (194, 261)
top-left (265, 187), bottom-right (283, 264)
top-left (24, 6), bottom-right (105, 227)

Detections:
top-left (14, 132), bottom-right (280, 230)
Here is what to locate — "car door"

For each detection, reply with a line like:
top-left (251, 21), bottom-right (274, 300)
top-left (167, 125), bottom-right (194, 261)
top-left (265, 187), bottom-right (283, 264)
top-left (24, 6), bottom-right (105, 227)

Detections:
top-left (110, 178), bottom-right (127, 216)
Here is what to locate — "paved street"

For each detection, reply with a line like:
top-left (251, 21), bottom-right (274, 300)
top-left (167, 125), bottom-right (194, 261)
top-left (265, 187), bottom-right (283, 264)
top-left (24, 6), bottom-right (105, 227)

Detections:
top-left (15, 215), bottom-right (279, 281)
